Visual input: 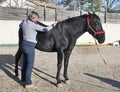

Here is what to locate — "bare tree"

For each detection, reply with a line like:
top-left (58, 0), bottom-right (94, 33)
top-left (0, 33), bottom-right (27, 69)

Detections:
top-left (80, 0), bottom-right (103, 12)
top-left (103, 0), bottom-right (120, 12)
top-left (56, 0), bottom-right (74, 10)
top-left (56, 0), bottom-right (103, 11)
top-left (1, 0), bottom-right (26, 8)
top-left (37, 0), bottom-right (55, 3)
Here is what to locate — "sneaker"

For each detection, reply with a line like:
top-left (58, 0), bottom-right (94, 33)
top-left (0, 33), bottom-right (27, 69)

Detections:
top-left (25, 84), bottom-right (38, 90)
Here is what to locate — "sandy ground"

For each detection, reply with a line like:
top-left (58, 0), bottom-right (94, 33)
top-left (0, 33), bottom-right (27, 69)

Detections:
top-left (0, 46), bottom-right (120, 92)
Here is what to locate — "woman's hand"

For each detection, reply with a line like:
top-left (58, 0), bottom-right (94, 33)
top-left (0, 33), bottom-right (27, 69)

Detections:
top-left (52, 22), bottom-right (57, 27)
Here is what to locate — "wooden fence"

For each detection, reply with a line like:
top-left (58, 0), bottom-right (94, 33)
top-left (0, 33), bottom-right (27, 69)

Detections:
top-left (0, 6), bottom-right (120, 23)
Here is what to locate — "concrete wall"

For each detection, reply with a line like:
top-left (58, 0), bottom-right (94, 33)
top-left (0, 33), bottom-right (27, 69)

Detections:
top-left (0, 20), bottom-right (55, 45)
top-left (0, 20), bottom-right (119, 45)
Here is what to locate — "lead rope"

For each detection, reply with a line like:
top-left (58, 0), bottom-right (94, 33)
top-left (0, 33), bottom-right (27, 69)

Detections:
top-left (94, 38), bottom-right (120, 82)
top-left (86, 15), bottom-right (120, 81)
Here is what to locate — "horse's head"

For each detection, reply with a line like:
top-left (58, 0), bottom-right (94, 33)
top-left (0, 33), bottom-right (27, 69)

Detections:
top-left (86, 12), bottom-right (105, 44)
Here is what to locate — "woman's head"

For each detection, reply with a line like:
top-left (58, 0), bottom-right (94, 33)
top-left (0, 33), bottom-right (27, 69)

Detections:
top-left (28, 11), bottom-right (39, 22)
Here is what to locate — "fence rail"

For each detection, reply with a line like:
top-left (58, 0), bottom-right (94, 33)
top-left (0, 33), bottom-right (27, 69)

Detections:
top-left (0, 6), bottom-right (120, 23)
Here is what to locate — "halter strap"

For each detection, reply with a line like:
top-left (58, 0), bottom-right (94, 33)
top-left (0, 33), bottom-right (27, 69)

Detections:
top-left (87, 16), bottom-right (105, 36)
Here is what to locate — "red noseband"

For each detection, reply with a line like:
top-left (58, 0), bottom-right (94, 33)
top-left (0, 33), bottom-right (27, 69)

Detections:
top-left (96, 31), bottom-right (105, 35)
top-left (87, 16), bottom-right (105, 35)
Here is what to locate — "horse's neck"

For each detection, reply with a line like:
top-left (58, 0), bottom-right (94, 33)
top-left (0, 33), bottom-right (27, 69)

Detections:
top-left (71, 16), bottom-right (87, 39)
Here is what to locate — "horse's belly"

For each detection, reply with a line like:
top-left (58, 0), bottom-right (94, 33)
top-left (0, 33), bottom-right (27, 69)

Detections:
top-left (35, 40), bottom-right (56, 52)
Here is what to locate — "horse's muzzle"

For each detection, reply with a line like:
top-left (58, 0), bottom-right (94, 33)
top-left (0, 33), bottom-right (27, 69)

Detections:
top-left (98, 37), bottom-right (105, 44)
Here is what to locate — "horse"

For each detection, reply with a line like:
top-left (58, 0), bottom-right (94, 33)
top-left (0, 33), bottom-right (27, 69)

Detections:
top-left (15, 12), bottom-right (105, 87)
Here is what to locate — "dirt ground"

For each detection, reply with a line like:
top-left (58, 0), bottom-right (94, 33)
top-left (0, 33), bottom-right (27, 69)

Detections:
top-left (0, 46), bottom-right (120, 92)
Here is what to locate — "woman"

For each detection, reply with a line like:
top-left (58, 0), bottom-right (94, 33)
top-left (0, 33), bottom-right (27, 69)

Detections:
top-left (19, 11), bottom-right (55, 89)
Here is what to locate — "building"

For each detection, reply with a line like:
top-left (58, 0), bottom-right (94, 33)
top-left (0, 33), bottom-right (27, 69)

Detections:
top-left (0, 0), bottom-right (63, 10)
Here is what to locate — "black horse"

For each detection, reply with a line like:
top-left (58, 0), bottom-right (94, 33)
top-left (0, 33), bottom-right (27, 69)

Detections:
top-left (15, 12), bottom-right (105, 87)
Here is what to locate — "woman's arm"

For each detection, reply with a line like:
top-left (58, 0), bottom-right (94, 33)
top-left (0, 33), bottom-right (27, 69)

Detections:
top-left (34, 23), bottom-right (53, 32)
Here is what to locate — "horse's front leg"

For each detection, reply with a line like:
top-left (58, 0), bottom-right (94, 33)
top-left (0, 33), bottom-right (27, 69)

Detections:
top-left (15, 47), bottom-right (22, 76)
top-left (56, 49), bottom-right (64, 87)
top-left (63, 50), bottom-right (72, 84)
top-left (63, 41), bottom-right (76, 84)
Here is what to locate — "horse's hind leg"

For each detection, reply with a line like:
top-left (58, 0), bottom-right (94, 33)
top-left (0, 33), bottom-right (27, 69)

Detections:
top-left (56, 50), bottom-right (64, 87)
top-left (15, 47), bottom-right (22, 76)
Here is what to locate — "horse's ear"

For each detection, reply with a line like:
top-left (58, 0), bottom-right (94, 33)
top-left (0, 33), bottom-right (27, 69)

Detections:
top-left (88, 11), bottom-right (91, 15)
top-left (88, 11), bottom-right (92, 18)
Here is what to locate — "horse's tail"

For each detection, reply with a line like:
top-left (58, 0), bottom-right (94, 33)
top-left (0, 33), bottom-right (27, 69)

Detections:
top-left (15, 28), bottom-right (23, 76)
top-left (18, 28), bottom-right (23, 46)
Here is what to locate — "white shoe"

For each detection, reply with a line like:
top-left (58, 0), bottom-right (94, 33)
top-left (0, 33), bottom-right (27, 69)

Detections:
top-left (25, 84), bottom-right (38, 90)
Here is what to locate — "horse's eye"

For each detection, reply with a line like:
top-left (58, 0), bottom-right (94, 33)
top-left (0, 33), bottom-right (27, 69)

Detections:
top-left (94, 22), bottom-right (99, 25)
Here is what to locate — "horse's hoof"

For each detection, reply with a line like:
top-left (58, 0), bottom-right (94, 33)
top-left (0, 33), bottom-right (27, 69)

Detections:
top-left (14, 70), bottom-right (18, 76)
top-left (57, 83), bottom-right (63, 87)
top-left (15, 73), bottom-right (18, 77)
top-left (65, 80), bottom-right (71, 84)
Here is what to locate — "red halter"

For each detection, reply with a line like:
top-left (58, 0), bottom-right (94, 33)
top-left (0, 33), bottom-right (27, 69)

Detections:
top-left (87, 16), bottom-right (105, 36)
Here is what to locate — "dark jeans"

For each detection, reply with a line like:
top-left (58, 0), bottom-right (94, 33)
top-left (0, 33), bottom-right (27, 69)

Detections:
top-left (21, 40), bottom-right (36, 85)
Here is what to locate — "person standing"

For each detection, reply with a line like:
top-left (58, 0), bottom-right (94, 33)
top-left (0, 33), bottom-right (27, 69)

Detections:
top-left (19, 11), bottom-right (55, 89)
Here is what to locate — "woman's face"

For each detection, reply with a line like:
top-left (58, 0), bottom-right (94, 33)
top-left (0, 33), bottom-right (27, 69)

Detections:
top-left (31, 15), bottom-right (39, 22)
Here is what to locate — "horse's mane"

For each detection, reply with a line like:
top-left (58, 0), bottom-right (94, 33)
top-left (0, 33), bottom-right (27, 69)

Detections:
top-left (61, 14), bottom-right (88, 23)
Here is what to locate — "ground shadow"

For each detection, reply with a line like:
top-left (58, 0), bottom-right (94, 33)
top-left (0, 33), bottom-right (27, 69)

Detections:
top-left (0, 54), bottom-right (22, 86)
top-left (84, 73), bottom-right (120, 89)
top-left (0, 54), bottom-right (57, 87)
top-left (32, 70), bottom-right (57, 86)
top-left (33, 67), bottom-right (57, 86)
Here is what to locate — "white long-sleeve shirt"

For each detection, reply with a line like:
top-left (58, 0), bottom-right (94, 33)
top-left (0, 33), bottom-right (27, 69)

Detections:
top-left (19, 20), bottom-right (53, 43)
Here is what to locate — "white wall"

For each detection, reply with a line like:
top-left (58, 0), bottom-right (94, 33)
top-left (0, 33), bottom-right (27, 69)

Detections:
top-left (0, 20), bottom-right (119, 45)
top-left (0, 20), bottom-right (20, 45)
top-left (0, 20), bottom-right (55, 45)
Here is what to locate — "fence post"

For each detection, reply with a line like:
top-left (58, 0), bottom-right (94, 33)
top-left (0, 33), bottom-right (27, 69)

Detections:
top-left (55, 9), bottom-right (57, 21)
top-left (44, 6), bottom-right (46, 21)
top-left (104, 10), bottom-right (107, 23)
top-left (26, 8), bottom-right (29, 18)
